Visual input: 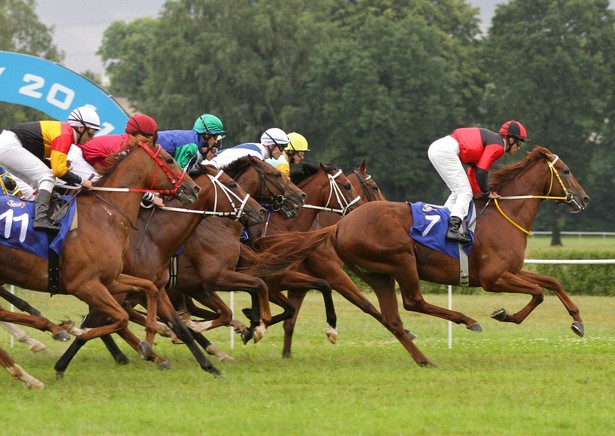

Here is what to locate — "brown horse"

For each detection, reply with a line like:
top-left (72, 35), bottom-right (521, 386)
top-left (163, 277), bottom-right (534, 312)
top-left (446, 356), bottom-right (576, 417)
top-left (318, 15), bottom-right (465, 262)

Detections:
top-left (53, 156), bottom-right (304, 373)
top-left (254, 146), bottom-right (590, 366)
top-left (171, 161), bottom-right (362, 347)
top-left (0, 142), bottom-right (199, 387)
top-left (274, 159), bottom-right (388, 357)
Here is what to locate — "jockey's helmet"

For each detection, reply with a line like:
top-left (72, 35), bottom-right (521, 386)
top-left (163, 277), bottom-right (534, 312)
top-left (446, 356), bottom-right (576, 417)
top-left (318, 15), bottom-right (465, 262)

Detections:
top-left (499, 120), bottom-right (528, 142)
top-left (261, 128), bottom-right (289, 147)
top-left (68, 106), bottom-right (100, 130)
top-left (193, 113), bottom-right (226, 138)
top-left (125, 114), bottom-right (157, 135)
top-left (285, 132), bottom-right (309, 152)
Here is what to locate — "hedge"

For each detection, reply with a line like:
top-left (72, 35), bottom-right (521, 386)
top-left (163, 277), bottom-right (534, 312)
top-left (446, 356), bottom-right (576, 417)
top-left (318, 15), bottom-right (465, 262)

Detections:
top-left (346, 249), bottom-right (615, 296)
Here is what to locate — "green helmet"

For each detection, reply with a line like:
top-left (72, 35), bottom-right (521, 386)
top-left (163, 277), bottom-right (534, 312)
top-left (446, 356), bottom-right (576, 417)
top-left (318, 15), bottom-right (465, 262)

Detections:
top-left (193, 113), bottom-right (226, 136)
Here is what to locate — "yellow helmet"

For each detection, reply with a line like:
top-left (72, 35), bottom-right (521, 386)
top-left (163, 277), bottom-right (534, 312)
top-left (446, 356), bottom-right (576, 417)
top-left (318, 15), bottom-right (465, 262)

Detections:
top-left (285, 132), bottom-right (309, 152)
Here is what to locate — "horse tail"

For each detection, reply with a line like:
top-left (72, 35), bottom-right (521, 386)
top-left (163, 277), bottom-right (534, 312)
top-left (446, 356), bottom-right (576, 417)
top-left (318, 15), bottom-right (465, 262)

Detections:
top-left (238, 226), bottom-right (335, 278)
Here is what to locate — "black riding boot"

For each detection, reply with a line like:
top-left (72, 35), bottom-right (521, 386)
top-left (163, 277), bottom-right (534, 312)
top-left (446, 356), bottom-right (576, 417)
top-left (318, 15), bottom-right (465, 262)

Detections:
top-left (33, 190), bottom-right (59, 232)
top-left (446, 216), bottom-right (471, 244)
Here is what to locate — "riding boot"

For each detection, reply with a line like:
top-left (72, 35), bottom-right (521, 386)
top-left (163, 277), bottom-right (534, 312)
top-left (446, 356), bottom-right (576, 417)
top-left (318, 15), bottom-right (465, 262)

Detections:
top-left (446, 216), bottom-right (471, 244)
top-left (33, 190), bottom-right (60, 232)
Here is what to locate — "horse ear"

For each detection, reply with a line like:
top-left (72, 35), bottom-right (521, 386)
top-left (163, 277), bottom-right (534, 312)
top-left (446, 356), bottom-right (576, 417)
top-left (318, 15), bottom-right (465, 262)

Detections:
top-left (359, 159), bottom-right (367, 172)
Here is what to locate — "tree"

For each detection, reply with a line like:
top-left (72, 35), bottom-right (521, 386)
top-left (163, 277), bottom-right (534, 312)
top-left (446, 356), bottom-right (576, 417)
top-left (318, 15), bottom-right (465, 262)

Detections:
top-left (0, 0), bottom-right (63, 126)
top-left (481, 0), bottom-right (615, 239)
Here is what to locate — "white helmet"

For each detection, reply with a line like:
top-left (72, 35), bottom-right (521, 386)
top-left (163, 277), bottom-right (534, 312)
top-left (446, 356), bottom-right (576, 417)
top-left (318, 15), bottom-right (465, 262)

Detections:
top-left (260, 128), bottom-right (289, 146)
top-left (68, 106), bottom-right (101, 130)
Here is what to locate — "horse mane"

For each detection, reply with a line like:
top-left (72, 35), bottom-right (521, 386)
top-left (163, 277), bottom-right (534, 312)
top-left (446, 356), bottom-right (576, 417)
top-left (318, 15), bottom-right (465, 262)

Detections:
top-left (92, 150), bottom-right (131, 186)
top-left (490, 146), bottom-right (551, 192)
top-left (291, 162), bottom-right (336, 185)
top-left (220, 156), bottom-right (251, 179)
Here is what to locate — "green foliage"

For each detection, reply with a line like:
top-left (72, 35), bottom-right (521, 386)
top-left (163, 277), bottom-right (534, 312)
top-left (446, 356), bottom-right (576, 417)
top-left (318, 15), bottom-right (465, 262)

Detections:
top-left (524, 248), bottom-right (615, 295)
top-left (0, 0), bottom-right (63, 127)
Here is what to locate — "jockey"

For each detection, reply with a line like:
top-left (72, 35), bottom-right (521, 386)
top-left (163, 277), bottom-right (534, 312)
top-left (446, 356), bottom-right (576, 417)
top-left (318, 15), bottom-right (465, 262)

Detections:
top-left (428, 120), bottom-right (527, 243)
top-left (207, 127), bottom-right (289, 169)
top-left (157, 113), bottom-right (226, 172)
top-left (80, 113), bottom-right (158, 169)
top-left (0, 106), bottom-right (100, 231)
top-left (266, 131), bottom-right (309, 177)
top-left (77, 113), bottom-right (162, 207)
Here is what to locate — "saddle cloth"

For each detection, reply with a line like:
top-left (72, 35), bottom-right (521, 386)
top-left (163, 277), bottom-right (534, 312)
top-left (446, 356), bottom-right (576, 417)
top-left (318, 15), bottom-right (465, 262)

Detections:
top-left (407, 201), bottom-right (475, 259)
top-left (0, 195), bottom-right (77, 258)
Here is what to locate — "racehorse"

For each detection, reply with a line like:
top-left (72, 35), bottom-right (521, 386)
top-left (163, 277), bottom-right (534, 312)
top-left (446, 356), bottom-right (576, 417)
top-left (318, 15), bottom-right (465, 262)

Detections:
top-left (253, 146), bottom-right (590, 366)
top-left (0, 141), bottom-right (199, 387)
top-left (172, 161), bottom-right (362, 348)
top-left (275, 159), bottom-right (388, 357)
top-left (53, 156), bottom-right (304, 373)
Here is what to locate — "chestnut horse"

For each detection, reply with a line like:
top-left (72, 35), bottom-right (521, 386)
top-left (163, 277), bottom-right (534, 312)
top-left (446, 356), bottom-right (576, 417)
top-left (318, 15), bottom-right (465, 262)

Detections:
top-left (0, 142), bottom-right (199, 387)
top-left (273, 159), bottom-right (388, 358)
top-left (254, 147), bottom-right (590, 366)
top-left (171, 161), bottom-right (362, 348)
top-left (53, 156), bottom-right (304, 373)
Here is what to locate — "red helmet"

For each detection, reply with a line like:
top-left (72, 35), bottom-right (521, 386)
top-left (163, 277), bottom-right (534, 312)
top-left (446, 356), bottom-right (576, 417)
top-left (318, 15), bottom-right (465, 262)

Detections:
top-left (499, 120), bottom-right (528, 142)
top-left (125, 114), bottom-right (157, 135)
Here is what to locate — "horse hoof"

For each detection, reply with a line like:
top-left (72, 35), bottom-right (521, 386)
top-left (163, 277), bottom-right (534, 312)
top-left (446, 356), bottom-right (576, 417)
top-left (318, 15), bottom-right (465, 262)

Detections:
top-left (253, 326), bottom-right (266, 343)
top-left (52, 330), bottom-right (71, 342)
top-left (137, 341), bottom-right (153, 360)
top-left (219, 355), bottom-right (235, 363)
top-left (571, 321), bottom-right (584, 337)
top-left (491, 308), bottom-right (508, 322)
top-left (29, 341), bottom-right (47, 353)
top-left (418, 360), bottom-right (436, 368)
top-left (405, 329), bottom-right (417, 340)
top-left (326, 327), bottom-right (337, 344)
top-left (157, 360), bottom-right (173, 370)
top-left (115, 356), bottom-right (130, 365)
top-left (241, 330), bottom-right (253, 345)
top-left (467, 322), bottom-right (482, 332)
top-left (27, 379), bottom-right (45, 390)
top-left (55, 371), bottom-right (64, 381)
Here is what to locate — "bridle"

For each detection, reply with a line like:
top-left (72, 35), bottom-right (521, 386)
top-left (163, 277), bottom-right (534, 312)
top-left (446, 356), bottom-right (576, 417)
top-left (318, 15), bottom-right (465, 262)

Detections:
top-left (90, 142), bottom-right (188, 196)
top-left (347, 169), bottom-right (379, 202)
top-left (487, 154), bottom-right (577, 235)
top-left (250, 159), bottom-right (294, 211)
top-left (160, 169), bottom-right (251, 221)
top-left (302, 168), bottom-right (361, 216)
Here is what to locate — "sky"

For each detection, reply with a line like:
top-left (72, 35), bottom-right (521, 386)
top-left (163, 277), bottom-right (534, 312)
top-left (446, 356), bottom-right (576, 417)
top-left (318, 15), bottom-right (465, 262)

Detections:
top-left (34, 0), bottom-right (506, 76)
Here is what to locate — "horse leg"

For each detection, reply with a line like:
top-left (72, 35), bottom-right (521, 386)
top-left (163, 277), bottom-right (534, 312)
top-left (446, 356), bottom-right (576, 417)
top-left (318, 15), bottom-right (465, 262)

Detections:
top-left (154, 289), bottom-right (222, 376)
top-left (515, 269), bottom-right (583, 336)
top-left (0, 285), bottom-right (43, 316)
top-left (0, 347), bottom-right (44, 389)
top-left (0, 321), bottom-right (46, 352)
top-left (0, 306), bottom-right (73, 341)
top-left (106, 274), bottom-right (159, 346)
top-left (355, 271), bottom-right (433, 367)
top-left (191, 330), bottom-right (235, 362)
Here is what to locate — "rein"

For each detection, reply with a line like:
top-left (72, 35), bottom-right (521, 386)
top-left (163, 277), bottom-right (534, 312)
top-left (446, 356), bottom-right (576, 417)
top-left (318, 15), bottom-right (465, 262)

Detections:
top-left (302, 169), bottom-right (361, 216)
top-left (249, 159), bottom-right (292, 211)
top-left (489, 155), bottom-right (573, 236)
top-left (348, 170), bottom-right (377, 202)
top-left (159, 170), bottom-right (251, 220)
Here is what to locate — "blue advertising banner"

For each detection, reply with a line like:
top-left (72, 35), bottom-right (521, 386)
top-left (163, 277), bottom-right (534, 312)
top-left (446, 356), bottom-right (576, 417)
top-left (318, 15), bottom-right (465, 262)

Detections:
top-left (0, 51), bottom-right (129, 134)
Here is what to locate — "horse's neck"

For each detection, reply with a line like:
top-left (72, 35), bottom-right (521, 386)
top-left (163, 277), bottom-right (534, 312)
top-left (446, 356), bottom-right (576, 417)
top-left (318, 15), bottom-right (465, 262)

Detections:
top-left (496, 178), bottom-right (546, 231)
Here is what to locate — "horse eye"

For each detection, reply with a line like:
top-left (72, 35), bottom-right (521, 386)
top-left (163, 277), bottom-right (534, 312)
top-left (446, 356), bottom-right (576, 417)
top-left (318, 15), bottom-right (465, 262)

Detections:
top-left (344, 184), bottom-right (351, 190)
top-left (563, 169), bottom-right (570, 175)
top-left (167, 158), bottom-right (175, 165)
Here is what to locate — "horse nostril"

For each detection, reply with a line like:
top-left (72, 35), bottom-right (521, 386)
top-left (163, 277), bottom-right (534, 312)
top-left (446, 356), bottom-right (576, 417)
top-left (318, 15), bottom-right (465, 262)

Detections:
top-left (259, 208), bottom-right (267, 217)
top-left (193, 185), bottom-right (201, 194)
top-left (300, 193), bottom-right (307, 200)
top-left (584, 195), bottom-right (590, 204)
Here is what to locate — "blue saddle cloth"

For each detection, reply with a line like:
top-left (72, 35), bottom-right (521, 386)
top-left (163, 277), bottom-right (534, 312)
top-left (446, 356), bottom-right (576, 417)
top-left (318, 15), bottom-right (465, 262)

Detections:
top-left (407, 201), bottom-right (475, 259)
top-left (0, 195), bottom-right (77, 258)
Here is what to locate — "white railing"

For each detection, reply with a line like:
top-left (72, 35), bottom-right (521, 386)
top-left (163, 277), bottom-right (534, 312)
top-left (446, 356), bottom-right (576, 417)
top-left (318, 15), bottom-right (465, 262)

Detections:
top-left (531, 231), bottom-right (615, 238)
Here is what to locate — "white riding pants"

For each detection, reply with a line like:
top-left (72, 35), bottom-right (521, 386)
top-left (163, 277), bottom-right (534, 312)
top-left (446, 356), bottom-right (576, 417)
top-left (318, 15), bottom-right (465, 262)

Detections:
top-left (427, 135), bottom-right (472, 220)
top-left (0, 130), bottom-right (56, 194)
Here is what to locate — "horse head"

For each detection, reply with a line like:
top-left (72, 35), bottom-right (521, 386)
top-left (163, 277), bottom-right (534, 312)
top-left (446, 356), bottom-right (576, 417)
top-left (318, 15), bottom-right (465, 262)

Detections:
top-left (99, 142), bottom-right (200, 206)
top-left (199, 164), bottom-right (265, 226)
top-left (346, 159), bottom-right (386, 202)
top-left (491, 146), bottom-right (590, 213)
top-left (291, 162), bottom-right (362, 216)
top-left (226, 156), bottom-right (306, 219)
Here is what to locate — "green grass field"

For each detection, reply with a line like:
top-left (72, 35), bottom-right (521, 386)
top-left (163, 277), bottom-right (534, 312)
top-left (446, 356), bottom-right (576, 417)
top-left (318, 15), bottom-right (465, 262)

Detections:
top-left (1, 288), bottom-right (614, 435)
top-left (526, 234), bottom-right (615, 251)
